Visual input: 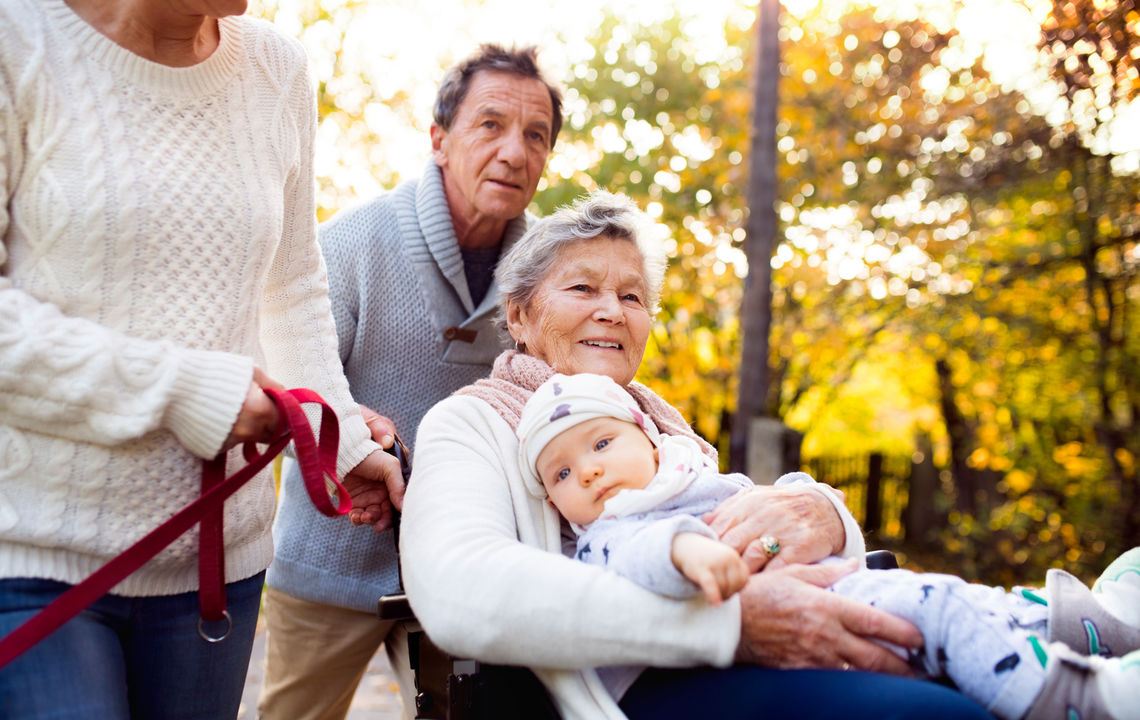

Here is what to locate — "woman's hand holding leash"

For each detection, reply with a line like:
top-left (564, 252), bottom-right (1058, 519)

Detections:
top-left (224, 367), bottom-right (283, 450)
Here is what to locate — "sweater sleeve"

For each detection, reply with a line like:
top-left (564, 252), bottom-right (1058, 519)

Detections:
top-left (0, 55), bottom-right (252, 459)
top-left (0, 284), bottom-right (255, 457)
top-left (401, 396), bottom-right (741, 670)
top-left (579, 515), bottom-right (713, 599)
top-left (255, 39), bottom-right (378, 477)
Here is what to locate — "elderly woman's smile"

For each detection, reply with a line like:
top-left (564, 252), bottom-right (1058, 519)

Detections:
top-left (507, 235), bottom-right (651, 386)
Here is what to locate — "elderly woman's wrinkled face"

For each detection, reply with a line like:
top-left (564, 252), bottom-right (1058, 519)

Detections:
top-left (508, 235), bottom-right (651, 386)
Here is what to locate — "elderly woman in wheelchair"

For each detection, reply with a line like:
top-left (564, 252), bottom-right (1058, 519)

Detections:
top-left (393, 191), bottom-right (997, 719)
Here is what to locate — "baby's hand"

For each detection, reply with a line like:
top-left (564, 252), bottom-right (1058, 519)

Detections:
top-left (671, 533), bottom-right (750, 605)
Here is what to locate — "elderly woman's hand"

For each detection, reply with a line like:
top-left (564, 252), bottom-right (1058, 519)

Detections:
top-left (735, 559), bottom-right (923, 674)
top-left (703, 484), bottom-right (846, 572)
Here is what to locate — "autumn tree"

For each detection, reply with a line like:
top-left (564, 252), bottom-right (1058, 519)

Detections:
top-left (916, 0), bottom-right (1140, 578)
top-left (258, 0), bottom-right (1137, 584)
top-left (732, 0), bottom-right (781, 473)
top-left (541, 1), bottom-right (1139, 583)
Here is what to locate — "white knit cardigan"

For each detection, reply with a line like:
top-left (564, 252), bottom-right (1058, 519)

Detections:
top-left (405, 396), bottom-right (713, 717)
top-left (0, 0), bottom-right (376, 596)
top-left (403, 388), bottom-right (868, 719)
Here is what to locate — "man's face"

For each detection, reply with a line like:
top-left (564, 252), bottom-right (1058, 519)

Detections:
top-left (431, 71), bottom-right (554, 236)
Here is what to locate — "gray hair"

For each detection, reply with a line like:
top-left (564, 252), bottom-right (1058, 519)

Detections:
top-left (495, 190), bottom-right (668, 332)
top-left (433, 44), bottom-right (563, 149)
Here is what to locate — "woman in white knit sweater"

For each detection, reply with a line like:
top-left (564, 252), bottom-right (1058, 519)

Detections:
top-left (398, 191), bottom-right (997, 719)
top-left (0, 1), bottom-right (404, 717)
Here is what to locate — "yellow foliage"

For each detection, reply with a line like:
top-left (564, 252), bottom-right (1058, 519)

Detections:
top-left (968, 447), bottom-right (990, 468)
top-left (1053, 442), bottom-right (1083, 463)
top-left (1116, 448), bottom-right (1136, 475)
top-left (1050, 442), bottom-right (1103, 478)
top-left (1006, 470), bottom-right (1034, 494)
top-left (988, 455), bottom-right (1013, 472)
top-left (693, 327), bottom-right (716, 370)
top-left (972, 379), bottom-right (998, 398)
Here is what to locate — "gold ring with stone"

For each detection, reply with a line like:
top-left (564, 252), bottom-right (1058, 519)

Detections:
top-left (760, 536), bottom-right (781, 558)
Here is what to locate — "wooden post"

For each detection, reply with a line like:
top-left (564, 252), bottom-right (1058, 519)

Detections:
top-left (865, 452), bottom-right (883, 540)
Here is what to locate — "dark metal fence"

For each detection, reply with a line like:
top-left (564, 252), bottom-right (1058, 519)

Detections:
top-left (800, 453), bottom-right (912, 541)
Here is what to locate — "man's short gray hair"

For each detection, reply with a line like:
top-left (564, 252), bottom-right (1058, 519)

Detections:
top-left (495, 191), bottom-right (668, 329)
top-left (434, 44), bottom-right (563, 149)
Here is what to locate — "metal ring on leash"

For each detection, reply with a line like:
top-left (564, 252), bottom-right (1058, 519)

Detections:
top-left (197, 610), bottom-right (233, 643)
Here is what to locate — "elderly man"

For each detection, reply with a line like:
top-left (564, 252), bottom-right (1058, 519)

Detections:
top-left (259, 44), bottom-right (562, 720)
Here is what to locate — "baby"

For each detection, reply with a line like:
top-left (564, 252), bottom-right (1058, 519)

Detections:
top-left (517, 372), bottom-right (1140, 720)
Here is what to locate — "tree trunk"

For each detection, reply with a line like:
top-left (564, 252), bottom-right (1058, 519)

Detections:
top-left (1077, 151), bottom-right (1140, 547)
top-left (731, 0), bottom-right (781, 472)
top-left (904, 434), bottom-right (942, 546)
top-left (936, 357), bottom-right (976, 515)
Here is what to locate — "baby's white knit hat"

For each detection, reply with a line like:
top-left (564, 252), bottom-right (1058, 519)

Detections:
top-left (517, 373), bottom-right (661, 498)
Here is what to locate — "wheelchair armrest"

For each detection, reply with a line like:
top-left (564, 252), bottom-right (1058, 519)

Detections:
top-left (865, 549), bottom-right (898, 570)
top-left (378, 592), bottom-right (415, 621)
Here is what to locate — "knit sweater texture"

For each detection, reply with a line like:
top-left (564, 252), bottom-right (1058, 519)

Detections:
top-left (0, 0), bottom-right (376, 596)
top-left (267, 162), bottom-right (526, 611)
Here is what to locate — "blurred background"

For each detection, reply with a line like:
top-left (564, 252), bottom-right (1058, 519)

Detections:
top-left (249, 0), bottom-right (1140, 587)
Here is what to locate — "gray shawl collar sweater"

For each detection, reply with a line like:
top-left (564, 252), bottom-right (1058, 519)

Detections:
top-left (268, 162), bottom-right (527, 608)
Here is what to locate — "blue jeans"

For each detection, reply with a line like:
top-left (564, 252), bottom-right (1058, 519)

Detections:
top-left (621, 666), bottom-right (996, 719)
top-left (0, 572), bottom-right (264, 720)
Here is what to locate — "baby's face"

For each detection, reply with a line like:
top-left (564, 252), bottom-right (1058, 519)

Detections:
top-left (536, 416), bottom-right (659, 526)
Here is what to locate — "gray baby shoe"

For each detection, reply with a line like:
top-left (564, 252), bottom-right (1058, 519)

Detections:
top-left (1024, 642), bottom-right (1140, 720)
top-left (1047, 566), bottom-right (1140, 658)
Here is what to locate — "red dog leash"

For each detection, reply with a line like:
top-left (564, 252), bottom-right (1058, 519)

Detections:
top-left (0, 387), bottom-right (350, 669)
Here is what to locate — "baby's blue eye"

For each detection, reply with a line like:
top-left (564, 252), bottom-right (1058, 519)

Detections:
top-left (594, 438), bottom-right (610, 451)
top-left (557, 468), bottom-right (570, 481)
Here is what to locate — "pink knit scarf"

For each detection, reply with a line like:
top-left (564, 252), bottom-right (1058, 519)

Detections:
top-left (456, 350), bottom-right (717, 460)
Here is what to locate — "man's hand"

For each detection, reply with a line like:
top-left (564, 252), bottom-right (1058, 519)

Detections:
top-left (224, 367), bottom-right (283, 450)
top-left (671, 533), bottom-right (749, 605)
top-left (704, 485), bottom-right (846, 572)
top-left (343, 449), bottom-right (405, 532)
top-left (360, 404), bottom-right (397, 451)
top-left (735, 559), bottom-right (923, 674)
top-left (344, 404), bottom-right (405, 532)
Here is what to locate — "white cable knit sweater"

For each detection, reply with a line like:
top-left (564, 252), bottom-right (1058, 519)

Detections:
top-left (0, 0), bottom-right (376, 596)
